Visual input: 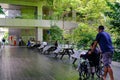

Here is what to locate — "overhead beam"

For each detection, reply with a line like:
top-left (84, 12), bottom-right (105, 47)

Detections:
top-left (0, 0), bottom-right (39, 6)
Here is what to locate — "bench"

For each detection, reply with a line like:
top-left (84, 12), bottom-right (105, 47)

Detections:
top-left (71, 50), bottom-right (87, 64)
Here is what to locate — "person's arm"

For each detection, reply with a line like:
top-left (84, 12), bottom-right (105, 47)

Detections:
top-left (89, 32), bottom-right (100, 54)
top-left (92, 32), bottom-right (101, 52)
top-left (91, 41), bottom-right (97, 53)
top-left (88, 41), bottom-right (97, 54)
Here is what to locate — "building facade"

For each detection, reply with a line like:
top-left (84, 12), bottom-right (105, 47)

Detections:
top-left (0, 0), bottom-right (78, 45)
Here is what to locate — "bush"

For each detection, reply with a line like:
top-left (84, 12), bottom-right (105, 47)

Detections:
top-left (113, 49), bottom-right (120, 62)
top-left (49, 25), bottom-right (63, 42)
top-left (71, 23), bottom-right (97, 49)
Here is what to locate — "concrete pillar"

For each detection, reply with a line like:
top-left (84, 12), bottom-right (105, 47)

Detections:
top-left (36, 27), bottom-right (43, 42)
top-left (37, 4), bottom-right (43, 19)
top-left (36, 3), bottom-right (43, 41)
top-left (72, 10), bottom-right (76, 21)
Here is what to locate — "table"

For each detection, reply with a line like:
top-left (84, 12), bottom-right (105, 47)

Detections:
top-left (60, 48), bottom-right (74, 59)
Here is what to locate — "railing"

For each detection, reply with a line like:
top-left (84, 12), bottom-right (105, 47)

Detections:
top-left (4, 15), bottom-right (74, 21)
top-left (0, 18), bottom-right (78, 29)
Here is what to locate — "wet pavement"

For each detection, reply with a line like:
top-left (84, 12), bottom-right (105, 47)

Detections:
top-left (109, 62), bottom-right (120, 80)
top-left (0, 46), bottom-right (78, 80)
top-left (0, 46), bottom-right (120, 80)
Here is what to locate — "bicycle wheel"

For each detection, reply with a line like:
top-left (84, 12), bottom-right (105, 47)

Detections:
top-left (95, 61), bottom-right (104, 79)
top-left (79, 62), bottom-right (90, 80)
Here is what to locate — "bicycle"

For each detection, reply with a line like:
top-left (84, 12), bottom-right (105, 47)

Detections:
top-left (78, 57), bottom-right (90, 80)
top-left (95, 54), bottom-right (104, 79)
top-left (78, 54), bottom-right (104, 80)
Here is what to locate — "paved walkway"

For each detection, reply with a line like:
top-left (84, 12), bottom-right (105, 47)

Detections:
top-left (110, 61), bottom-right (120, 80)
top-left (112, 61), bottom-right (120, 67)
top-left (0, 46), bottom-right (120, 80)
top-left (0, 46), bottom-right (78, 80)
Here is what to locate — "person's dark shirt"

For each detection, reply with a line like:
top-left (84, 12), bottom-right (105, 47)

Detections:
top-left (54, 41), bottom-right (58, 47)
top-left (95, 31), bottom-right (114, 53)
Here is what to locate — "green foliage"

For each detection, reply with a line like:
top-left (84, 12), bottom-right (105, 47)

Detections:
top-left (104, 1), bottom-right (120, 61)
top-left (114, 36), bottom-right (120, 48)
top-left (63, 33), bottom-right (72, 41)
top-left (105, 2), bottom-right (120, 31)
top-left (49, 25), bottom-right (63, 42)
top-left (45, 0), bottom-right (54, 6)
top-left (3, 32), bottom-right (8, 40)
top-left (71, 23), bottom-right (97, 49)
top-left (74, 0), bottom-right (110, 25)
top-left (44, 0), bottom-right (114, 25)
top-left (44, 0), bottom-right (118, 49)
top-left (113, 49), bottom-right (120, 62)
top-left (44, 0), bottom-right (75, 21)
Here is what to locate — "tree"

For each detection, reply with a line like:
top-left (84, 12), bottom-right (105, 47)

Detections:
top-left (43, 0), bottom-right (116, 48)
top-left (72, 0), bottom-right (109, 24)
top-left (105, 1), bottom-right (120, 31)
top-left (105, 1), bottom-right (120, 47)
top-left (49, 25), bottom-right (63, 42)
top-left (71, 23), bottom-right (97, 49)
top-left (104, 1), bottom-right (120, 61)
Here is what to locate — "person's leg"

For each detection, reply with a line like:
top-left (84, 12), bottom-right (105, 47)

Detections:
top-left (103, 66), bottom-right (108, 80)
top-left (108, 66), bottom-right (114, 80)
top-left (102, 52), bottom-right (114, 80)
top-left (108, 53), bottom-right (114, 80)
top-left (102, 53), bottom-right (108, 80)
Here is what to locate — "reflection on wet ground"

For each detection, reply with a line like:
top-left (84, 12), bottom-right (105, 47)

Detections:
top-left (0, 46), bottom-right (78, 80)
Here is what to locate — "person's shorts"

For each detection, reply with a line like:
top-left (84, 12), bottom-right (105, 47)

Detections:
top-left (102, 52), bottom-right (113, 67)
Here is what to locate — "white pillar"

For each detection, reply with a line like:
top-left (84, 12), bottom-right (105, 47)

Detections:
top-left (36, 27), bottom-right (43, 42)
top-left (36, 3), bottom-right (43, 41)
top-left (37, 4), bottom-right (43, 19)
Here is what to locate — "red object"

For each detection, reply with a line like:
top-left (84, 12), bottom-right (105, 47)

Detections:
top-left (10, 36), bottom-right (13, 41)
top-left (14, 40), bottom-right (16, 46)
